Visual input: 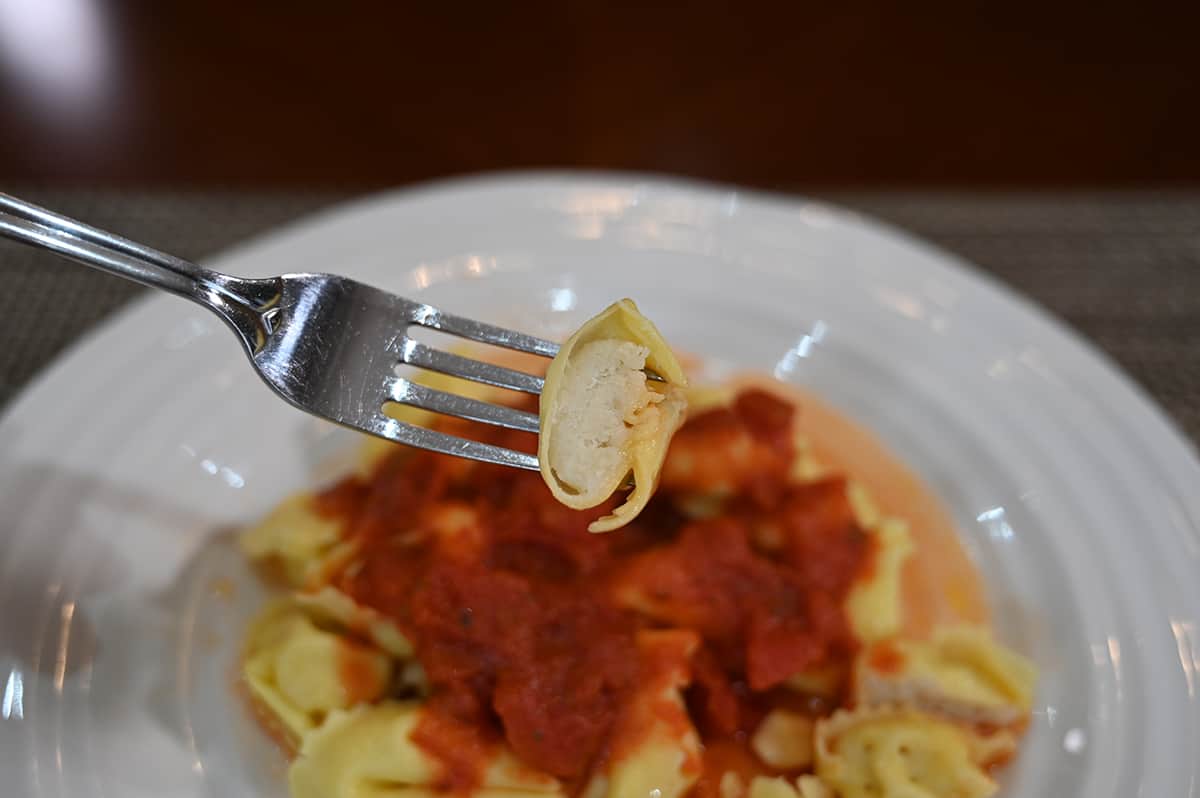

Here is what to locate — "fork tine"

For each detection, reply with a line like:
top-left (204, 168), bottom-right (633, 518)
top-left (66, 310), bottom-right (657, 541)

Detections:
top-left (386, 378), bottom-right (541, 433)
top-left (400, 340), bottom-right (545, 394)
top-left (410, 305), bottom-right (561, 357)
top-left (365, 414), bottom-right (540, 470)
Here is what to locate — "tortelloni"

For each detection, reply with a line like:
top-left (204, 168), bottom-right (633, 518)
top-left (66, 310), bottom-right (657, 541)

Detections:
top-left (240, 494), bottom-right (348, 588)
top-left (844, 518), bottom-right (914, 644)
top-left (751, 710), bottom-right (815, 770)
top-left (294, 585), bottom-right (415, 659)
top-left (855, 626), bottom-right (1037, 727)
top-left (289, 702), bottom-right (566, 798)
top-left (538, 299), bottom-right (688, 532)
top-left (239, 368), bottom-right (1037, 798)
top-left (603, 630), bottom-right (703, 798)
top-left (243, 600), bottom-right (393, 746)
top-left (814, 707), bottom-right (1016, 798)
top-left (718, 775), bottom-right (835, 798)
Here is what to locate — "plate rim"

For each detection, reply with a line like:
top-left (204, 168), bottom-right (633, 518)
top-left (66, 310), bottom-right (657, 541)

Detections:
top-left (4, 171), bottom-right (1197, 485)
top-left (1, 172), bottom-right (1198, 797)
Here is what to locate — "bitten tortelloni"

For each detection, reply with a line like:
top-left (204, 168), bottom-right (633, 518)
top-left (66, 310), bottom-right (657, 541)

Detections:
top-left (538, 299), bottom-right (688, 532)
top-left (854, 625), bottom-right (1037, 727)
top-left (814, 706), bottom-right (1016, 798)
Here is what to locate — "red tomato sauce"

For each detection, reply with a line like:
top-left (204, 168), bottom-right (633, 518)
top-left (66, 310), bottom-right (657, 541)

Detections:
top-left (314, 389), bottom-right (876, 793)
top-left (866, 640), bottom-right (907, 675)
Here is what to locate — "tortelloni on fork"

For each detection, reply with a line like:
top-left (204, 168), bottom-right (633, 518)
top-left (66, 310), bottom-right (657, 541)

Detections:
top-left (538, 299), bottom-right (689, 532)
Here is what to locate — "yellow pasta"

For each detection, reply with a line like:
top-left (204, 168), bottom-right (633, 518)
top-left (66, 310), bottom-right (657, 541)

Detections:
top-left (784, 663), bottom-right (846, 700)
top-left (856, 625), bottom-right (1037, 726)
top-left (363, 367), bottom-right (509, 475)
top-left (243, 600), bottom-right (392, 746)
top-left (538, 299), bottom-right (688, 532)
top-left (605, 630), bottom-right (702, 798)
top-left (844, 519), bottom-right (914, 643)
top-left (294, 585), bottom-right (415, 659)
top-left (844, 481), bottom-right (883, 529)
top-left (240, 494), bottom-right (345, 588)
top-left (684, 383), bottom-right (735, 414)
top-left (748, 776), bottom-right (802, 798)
top-left (788, 431), bottom-right (830, 484)
top-left (238, 365), bottom-right (1037, 798)
top-left (815, 706), bottom-right (1015, 798)
top-left (795, 775), bottom-right (835, 798)
top-left (290, 702), bottom-right (565, 798)
top-left (722, 775), bottom-right (828, 798)
top-left (720, 772), bottom-right (746, 798)
top-left (786, 449), bottom-right (912, 646)
top-left (751, 709), bottom-right (815, 770)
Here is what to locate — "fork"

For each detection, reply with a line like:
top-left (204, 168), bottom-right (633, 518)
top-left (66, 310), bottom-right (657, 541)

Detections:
top-left (0, 193), bottom-right (558, 470)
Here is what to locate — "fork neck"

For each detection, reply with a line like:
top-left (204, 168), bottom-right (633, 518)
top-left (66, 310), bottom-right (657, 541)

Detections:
top-left (193, 272), bottom-right (283, 354)
top-left (119, 259), bottom-right (282, 355)
top-left (0, 204), bottom-right (280, 354)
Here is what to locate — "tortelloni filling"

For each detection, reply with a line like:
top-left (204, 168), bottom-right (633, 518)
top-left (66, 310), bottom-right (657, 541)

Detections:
top-left (538, 298), bottom-right (688, 532)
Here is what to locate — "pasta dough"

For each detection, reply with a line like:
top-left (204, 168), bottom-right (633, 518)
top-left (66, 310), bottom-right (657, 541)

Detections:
top-left (243, 600), bottom-right (392, 746)
top-left (751, 710), bottom-right (815, 770)
top-left (294, 585), bottom-right (415, 659)
top-left (240, 494), bottom-right (346, 588)
top-left (238, 374), bottom-right (1038, 798)
top-left (606, 630), bottom-right (702, 798)
top-left (289, 702), bottom-right (565, 798)
top-left (855, 625), bottom-right (1037, 727)
top-left (844, 519), bottom-right (914, 643)
top-left (815, 706), bottom-right (1015, 798)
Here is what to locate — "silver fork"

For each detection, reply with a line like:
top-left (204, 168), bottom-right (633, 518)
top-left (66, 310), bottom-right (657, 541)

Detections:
top-left (0, 193), bottom-right (558, 470)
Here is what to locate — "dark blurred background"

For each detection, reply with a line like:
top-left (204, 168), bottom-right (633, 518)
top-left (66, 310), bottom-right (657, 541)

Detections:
top-left (3, 0), bottom-right (1199, 189)
top-left (2, 1), bottom-right (1200, 440)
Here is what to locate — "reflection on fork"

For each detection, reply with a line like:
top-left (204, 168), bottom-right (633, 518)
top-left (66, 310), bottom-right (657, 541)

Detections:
top-left (0, 192), bottom-right (564, 469)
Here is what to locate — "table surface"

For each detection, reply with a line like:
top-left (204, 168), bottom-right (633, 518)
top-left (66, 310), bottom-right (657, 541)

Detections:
top-left (2, 188), bottom-right (1197, 447)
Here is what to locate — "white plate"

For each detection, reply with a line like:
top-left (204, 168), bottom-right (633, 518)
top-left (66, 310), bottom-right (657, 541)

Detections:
top-left (1, 174), bottom-right (1197, 797)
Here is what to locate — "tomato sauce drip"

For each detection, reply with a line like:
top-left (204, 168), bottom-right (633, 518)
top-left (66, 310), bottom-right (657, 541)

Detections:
top-left (335, 638), bottom-right (386, 704)
top-left (866, 640), bottom-right (907, 674)
top-left (317, 389), bottom-right (876, 791)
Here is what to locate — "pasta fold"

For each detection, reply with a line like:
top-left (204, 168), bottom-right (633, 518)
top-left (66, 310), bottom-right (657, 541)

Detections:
top-left (539, 299), bottom-right (687, 532)
top-left (240, 494), bottom-right (345, 588)
top-left (855, 625), bottom-right (1037, 727)
top-left (289, 702), bottom-right (565, 798)
top-left (243, 600), bottom-right (392, 746)
top-left (814, 706), bottom-right (1015, 798)
top-left (606, 630), bottom-right (702, 798)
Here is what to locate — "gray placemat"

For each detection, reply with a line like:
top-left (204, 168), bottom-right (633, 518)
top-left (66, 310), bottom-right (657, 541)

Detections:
top-left (2, 188), bottom-right (1197, 446)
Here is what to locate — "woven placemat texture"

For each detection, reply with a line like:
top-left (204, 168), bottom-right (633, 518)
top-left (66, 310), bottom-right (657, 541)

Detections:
top-left (2, 189), bottom-right (1197, 445)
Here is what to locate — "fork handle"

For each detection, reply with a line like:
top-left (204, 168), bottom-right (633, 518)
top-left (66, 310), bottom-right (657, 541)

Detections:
top-left (0, 193), bottom-right (279, 354)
